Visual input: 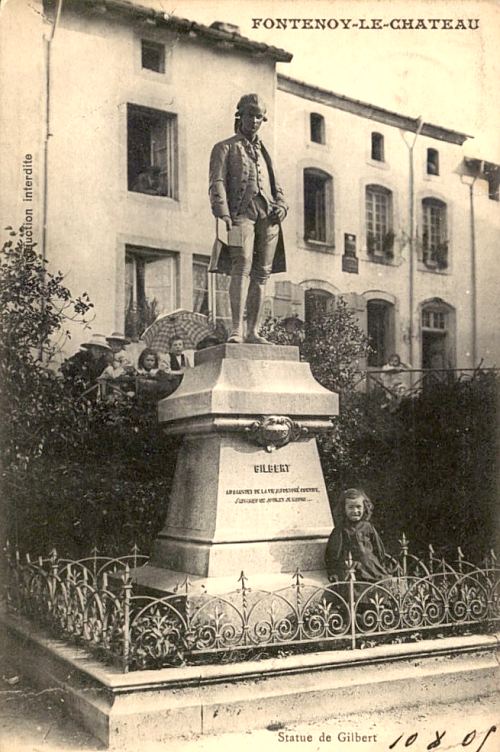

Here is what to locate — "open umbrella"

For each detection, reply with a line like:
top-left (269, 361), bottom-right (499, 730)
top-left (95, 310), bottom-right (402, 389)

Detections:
top-left (141, 309), bottom-right (216, 351)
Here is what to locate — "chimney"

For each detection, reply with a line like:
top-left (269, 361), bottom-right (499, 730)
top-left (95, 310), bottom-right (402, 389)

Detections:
top-left (210, 21), bottom-right (241, 35)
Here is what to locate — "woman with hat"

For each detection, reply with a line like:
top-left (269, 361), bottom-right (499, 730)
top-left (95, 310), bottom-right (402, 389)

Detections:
top-left (60, 333), bottom-right (112, 393)
top-left (101, 331), bottom-right (133, 379)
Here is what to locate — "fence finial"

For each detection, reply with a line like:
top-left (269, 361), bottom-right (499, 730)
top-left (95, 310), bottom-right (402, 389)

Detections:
top-left (238, 570), bottom-right (249, 591)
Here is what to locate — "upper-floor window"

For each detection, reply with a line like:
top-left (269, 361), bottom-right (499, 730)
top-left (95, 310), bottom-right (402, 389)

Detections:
top-left (125, 246), bottom-right (177, 340)
top-left (141, 40), bottom-right (165, 73)
top-left (427, 148), bottom-right (439, 175)
top-left (422, 198), bottom-right (448, 269)
top-left (310, 113), bottom-right (325, 144)
top-left (365, 185), bottom-right (394, 259)
top-left (371, 132), bottom-right (384, 162)
top-left (486, 168), bottom-right (500, 201)
top-left (127, 104), bottom-right (178, 198)
top-left (303, 168), bottom-right (333, 244)
top-left (488, 183), bottom-right (500, 201)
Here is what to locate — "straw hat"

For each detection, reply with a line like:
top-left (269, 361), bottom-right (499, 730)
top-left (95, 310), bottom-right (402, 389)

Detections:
top-left (81, 333), bottom-right (111, 351)
top-left (106, 331), bottom-right (131, 346)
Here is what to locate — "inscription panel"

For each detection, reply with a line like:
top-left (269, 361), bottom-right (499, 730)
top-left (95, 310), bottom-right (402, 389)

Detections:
top-left (216, 438), bottom-right (333, 541)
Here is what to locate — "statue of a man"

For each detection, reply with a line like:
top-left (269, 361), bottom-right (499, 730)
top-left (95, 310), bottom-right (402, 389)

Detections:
top-left (209, 94), bottom-right (288, 344)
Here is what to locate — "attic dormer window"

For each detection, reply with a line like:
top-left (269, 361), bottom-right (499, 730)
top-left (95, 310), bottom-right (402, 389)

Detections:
top-left (310, 113), bottom-right (325, 144)
top-left (141, 40), bottom-right (165, 73)
top-left (371, 132), bottom-right (384, 162)
top-left (427, 148), bottom-right (439, 175)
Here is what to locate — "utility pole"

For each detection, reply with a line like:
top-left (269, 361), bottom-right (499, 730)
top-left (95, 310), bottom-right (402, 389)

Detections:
top-left (406, 118), bottom-right (424, 368)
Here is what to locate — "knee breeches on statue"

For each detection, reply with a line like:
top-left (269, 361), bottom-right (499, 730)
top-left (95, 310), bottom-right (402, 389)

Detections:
top-left (228, 215), bottom-right (279, 343)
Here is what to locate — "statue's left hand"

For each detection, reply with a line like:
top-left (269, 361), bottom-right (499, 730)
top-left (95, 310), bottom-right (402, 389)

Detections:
top-left (269, 205), bottom-right (286, 222)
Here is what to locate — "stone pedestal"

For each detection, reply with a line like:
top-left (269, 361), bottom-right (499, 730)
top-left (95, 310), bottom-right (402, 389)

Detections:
top-left (132, 344), bottom-right (339, 594)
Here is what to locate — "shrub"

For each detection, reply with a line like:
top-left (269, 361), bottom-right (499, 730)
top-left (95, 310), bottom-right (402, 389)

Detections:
top-left (1, 229), bottom-right (177, 557)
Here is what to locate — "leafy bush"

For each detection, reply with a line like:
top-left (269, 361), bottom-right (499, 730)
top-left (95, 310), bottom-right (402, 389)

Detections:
top-left (0, 228), bottom-right (93, 473)
top-left (1, 229), bottom-right (178, 557)
top-left (261, 304), bottom-right (497, 560)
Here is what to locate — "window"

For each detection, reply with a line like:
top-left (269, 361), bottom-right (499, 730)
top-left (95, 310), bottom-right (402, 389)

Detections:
top-left (192, 257), bottom-right (231, 332)
top-left (215, 275), bottom-right (231, 332)
top-left (125, 246), bottom-right (177, 340)
top-left (303, 168), bottom-right (333, 244)
top-left (371, 132), bottom-right (384, 161)
top-left (127, 104), bottom-right (178, 198)
top-left (304, 289), bottom-right (335, 321)
top-left (365, 185), bottom-right (394, 258)
top-left (421, 301), bottom-right (455, 371)
top-left (422, 198), bottom-right (448, 268)
top-left (310, 113), bottom-right (325, 144)
top-left (486, 167), bottom-right (500, 201)
top-left (427, 148), bottom-right (439, 175)
top-left (422, 309), bottom-right (446, 330)
top-left (193, 258), bottom-right (209, 317)
top-left (488, 182), bottom-right (499, 201)
top-left (367, 300), bottom-right (394, 367)
top-left (141, 40), bottom-right (165, 73)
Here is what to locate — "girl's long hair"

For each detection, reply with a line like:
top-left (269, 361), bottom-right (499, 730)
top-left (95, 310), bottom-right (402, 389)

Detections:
top-left (333, 487), bottom-right (374, 525)
top-left (138, 347), bottom-right (159, 370)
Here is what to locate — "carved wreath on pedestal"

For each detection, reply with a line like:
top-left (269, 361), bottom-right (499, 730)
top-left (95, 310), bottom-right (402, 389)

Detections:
top-left (245, 415), bottom-right (308, 452)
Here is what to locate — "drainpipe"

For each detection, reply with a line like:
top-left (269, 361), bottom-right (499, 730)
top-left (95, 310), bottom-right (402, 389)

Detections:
top-left (407, 118), bottom-right (424, 368)
top-left (39, 0), bottom-right (64, 360)
top-left (468, 166), bottom-right (480, 368)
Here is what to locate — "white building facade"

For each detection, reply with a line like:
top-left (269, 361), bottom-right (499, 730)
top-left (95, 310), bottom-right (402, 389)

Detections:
top-left (1, 0), bottom-right (498, 368)
top-left (272, 76), bottom-right (500, 370)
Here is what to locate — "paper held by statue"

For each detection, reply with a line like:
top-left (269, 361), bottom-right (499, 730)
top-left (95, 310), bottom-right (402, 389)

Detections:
top-left (227, 226), bottom-right (243, 247)
top-left (208, 218), bottom-right (241, 275)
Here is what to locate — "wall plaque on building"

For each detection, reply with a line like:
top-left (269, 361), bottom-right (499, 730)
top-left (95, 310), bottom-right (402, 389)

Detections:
top-left (343, 233), bottom-right (358, 273)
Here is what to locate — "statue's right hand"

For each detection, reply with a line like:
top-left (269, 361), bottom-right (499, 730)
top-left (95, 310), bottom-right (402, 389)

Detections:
top-left (222, 215), bottom-right (232, 231)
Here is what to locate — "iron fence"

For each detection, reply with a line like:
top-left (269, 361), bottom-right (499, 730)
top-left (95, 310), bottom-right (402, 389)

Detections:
top-left (5, 540), bottom-right (499, 672)
top-left (357, 367), bottom-right (498, 399)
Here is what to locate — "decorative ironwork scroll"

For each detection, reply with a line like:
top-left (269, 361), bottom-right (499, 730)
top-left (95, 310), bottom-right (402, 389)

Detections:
top-left (5, 541), bottom-right (499, 673)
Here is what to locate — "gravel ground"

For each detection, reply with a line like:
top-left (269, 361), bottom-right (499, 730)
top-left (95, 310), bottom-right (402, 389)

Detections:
top-left (1, 653), bottom-right (498, 752)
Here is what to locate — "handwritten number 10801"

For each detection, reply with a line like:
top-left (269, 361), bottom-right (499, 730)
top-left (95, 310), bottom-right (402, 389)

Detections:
top-left (389, 726), bottom-right (496, 752)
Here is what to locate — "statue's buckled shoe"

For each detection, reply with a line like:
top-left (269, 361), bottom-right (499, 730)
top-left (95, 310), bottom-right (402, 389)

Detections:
top-left (245, 333), bottom-right (271, 345)
top-left (228, 330), bottom-right (244, 344)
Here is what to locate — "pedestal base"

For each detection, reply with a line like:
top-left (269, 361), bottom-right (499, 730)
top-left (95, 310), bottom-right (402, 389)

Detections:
top-left (134, 343), bottom-right (338, 594)
top-left (150, 433), bottom-right (333, 578)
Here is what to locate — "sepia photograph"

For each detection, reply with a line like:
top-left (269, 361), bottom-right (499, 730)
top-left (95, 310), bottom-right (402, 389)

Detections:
top-left (0, 0), bottom-right (499, 750)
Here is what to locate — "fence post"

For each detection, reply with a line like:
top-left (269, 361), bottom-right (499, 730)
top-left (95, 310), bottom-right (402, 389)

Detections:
top-left (91, 546), bottom-right (98, 584)
top-left (293, 569), bottom-right (304, 640)
top-left (121, 565), bottom-right (132, 673)
top-left (132, 543), bottom-right (139, 572)
top-left (238, 571), bottom-right (250, 646)
top-left (400, 533), bottom-right (408, 577)
top-left (48, 548), bottom-right (59, 602)
top-left (346, 553), bottom-right (357, 649)
top-left (428, 544), bottom-right (435, 574)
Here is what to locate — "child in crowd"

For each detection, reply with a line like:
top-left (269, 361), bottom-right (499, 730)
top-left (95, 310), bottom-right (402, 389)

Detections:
top-left (325, 488), bottom-right (389, 583)
top-left (137, 348), bottom-right (160, 377)
top-left (101, 332), bottom-right (134, 380)
top-left (382, 353), bottom-right (411, 397)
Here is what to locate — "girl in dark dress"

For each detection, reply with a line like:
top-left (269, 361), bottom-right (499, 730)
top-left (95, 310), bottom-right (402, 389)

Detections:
top-left (325, 488), bottom-right (388, 583)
